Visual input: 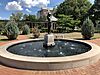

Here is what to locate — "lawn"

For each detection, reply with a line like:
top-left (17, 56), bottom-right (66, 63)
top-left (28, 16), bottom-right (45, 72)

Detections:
top-left (0, 32), bottom-right (100, 42)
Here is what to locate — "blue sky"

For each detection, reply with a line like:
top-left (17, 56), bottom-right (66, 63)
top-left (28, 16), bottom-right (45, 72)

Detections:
top-left (0, 0), bottom-right (94, 20)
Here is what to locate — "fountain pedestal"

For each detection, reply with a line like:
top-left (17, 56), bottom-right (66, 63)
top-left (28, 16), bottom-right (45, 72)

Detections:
top-left (43, 34), bottom-right (55, 47)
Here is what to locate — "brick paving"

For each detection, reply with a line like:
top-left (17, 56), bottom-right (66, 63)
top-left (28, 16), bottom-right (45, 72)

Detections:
top-left (0, 35), bottom-right (28, 46)
top-left (0, 35), bottom-right (100, 75)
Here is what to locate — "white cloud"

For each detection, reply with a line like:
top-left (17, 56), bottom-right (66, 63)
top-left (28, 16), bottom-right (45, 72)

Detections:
top-left (89, 0), bottom-right (94, 4)
top-left (18, 0), bottom-right (33, 8)
top-left (5, 0), bottom-right (50, 11)
top-left (0, 17), bottom-right (9, 20)
top-left (34, 0), bottom-right (50, 8)
top-left (4, 17), bottom-right (9, 20)
top-left (0, 17), bottom-right (2, 19)
top-left (26, 9), bottom-right (32, 13)
top-left (5, 1), bottom-right (23, 11)
top-left (19, 0), bottom-right (50, 8)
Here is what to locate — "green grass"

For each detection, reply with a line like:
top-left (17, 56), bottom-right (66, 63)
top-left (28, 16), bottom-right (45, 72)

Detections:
top-left (0, 35), bottom-right (9, 42)
top-left (0, 32), bottom-right (100, 42)
top-left (92, 33), bottom-right (100, 39)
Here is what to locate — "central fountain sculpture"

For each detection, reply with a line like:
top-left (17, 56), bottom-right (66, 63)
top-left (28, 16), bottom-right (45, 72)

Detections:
top-left (43, 12), bottom-right (55, 47)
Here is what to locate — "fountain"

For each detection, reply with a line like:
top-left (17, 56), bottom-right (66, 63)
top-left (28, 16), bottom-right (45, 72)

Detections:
top-left (0, 12), bottom-right (100, 70)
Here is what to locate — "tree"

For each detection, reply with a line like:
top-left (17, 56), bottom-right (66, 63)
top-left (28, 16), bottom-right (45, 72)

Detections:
top-left (10, 12), bottom-right (23, 31)
top-left (57, 14), bottom-right (80, 30)
top-left (23, 14), bottom-right (37, 22)
top-left (96, 22), bottom-right (100, 33)
top-left (0, 22), bottom-right (6, 35)
top-left (23, 14), bottom-right (29, 21)
top-left (38, 16), bottom-right (47, 22)
top-left (55, 0), bottom-right (92, 26)
top-left (10, 12), bottom-right (23, 22)
top-left (86, 0), bottom-right (100, 27)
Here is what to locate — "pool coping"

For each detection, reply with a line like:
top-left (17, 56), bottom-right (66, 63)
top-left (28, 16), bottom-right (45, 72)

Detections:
top-left (0, 38), bottom-right (100, 70)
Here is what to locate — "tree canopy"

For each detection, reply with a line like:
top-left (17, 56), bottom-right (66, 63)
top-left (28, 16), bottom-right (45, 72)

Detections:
top-left (23, 14), bottom-right (37, 22)
top-left (10, 12), bottom-right (23, 21)
top-left (55, 0), bottom-right (92, 20)
top-left (57, 14), bottom-right (80, 29)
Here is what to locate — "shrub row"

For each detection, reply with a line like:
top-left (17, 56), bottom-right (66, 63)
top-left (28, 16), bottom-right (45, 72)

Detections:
top-left (0, 17), bottom-right (98, 40)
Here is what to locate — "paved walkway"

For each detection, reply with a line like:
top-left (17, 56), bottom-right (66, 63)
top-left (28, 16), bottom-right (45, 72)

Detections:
top-left (0, 35), bottom-right (100, 75)
top-left (0, 35), bottom-right (28, 46)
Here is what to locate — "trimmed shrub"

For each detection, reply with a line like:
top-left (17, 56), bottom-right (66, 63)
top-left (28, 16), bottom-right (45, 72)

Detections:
top-left (81, 17), bottom-right (95, 39)
top-left (22, 24), bottom-right (30, 35)
top-left (5, 21), bottom-right (19, 40)
top-left (96, 22), bottom-right (100, 33)
top-left (32, 27), bottom-right (40, 38)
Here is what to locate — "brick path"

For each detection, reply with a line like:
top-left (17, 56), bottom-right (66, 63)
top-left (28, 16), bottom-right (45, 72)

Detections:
top-left (0, 35), bottom-right (100, 75)
top-left (0, 35), bottom-right (28, 46)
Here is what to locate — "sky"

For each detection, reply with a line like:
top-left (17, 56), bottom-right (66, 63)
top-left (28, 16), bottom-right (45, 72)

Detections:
top-left (0, 0), bottom-right (94, 20)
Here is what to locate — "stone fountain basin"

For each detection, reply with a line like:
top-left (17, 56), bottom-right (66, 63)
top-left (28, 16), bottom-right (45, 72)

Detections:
top-left (0, 38), bottom-right (100, 70)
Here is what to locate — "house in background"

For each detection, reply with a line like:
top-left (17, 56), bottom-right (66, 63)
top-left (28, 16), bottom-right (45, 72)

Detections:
top-left (37, 8), bottom-right (56, 21)
top-left (37, 8), bottom-right (58, 30)
top-left (37, 8), bottom-right (48, 21)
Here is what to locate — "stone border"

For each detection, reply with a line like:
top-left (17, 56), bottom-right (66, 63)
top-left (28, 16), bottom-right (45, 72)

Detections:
top-left (0, 38), bottom-right (100, 70)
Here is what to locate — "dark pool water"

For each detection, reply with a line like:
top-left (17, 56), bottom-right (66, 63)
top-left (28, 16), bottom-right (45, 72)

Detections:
top-left (7, 40), bottom-right (91, 57)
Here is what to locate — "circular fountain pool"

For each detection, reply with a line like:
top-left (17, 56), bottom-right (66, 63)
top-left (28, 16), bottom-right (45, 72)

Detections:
top-left (0, 38), bottom-right (100, 70)
top-left (7, 39), bottom-right (91, 57)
